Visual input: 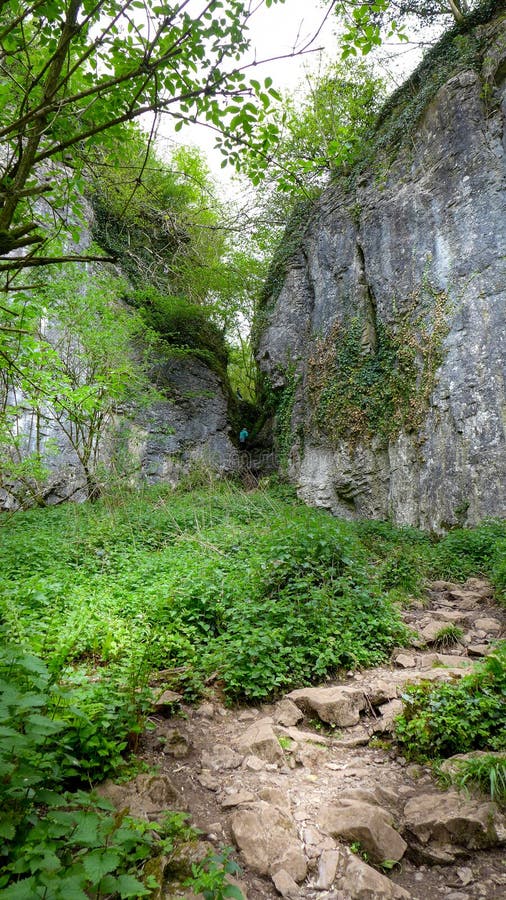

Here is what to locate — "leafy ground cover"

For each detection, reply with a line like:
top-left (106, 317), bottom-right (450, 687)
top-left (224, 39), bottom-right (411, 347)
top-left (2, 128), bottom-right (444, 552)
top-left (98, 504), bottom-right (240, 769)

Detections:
top-left (1, 481), bottom-right (505, 894)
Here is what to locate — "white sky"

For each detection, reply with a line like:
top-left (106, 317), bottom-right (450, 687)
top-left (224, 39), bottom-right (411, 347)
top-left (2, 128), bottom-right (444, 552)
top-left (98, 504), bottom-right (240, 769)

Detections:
top-left (152, 0), bottom-right (427, 191)
top-left (153, 0), bottom-right (339, 182)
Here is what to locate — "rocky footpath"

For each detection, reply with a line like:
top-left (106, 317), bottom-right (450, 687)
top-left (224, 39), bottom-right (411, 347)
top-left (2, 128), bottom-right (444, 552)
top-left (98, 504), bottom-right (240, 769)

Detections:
top-left (101, 579), bottom-right (505, 899)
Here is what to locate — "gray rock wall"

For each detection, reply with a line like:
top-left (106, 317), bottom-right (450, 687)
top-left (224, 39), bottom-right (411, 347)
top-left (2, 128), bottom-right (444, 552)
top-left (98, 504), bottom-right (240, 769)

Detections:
top-left (0, 352), bottom-right (239, 509)
top-left (257, 10), bottom-right (506, 530)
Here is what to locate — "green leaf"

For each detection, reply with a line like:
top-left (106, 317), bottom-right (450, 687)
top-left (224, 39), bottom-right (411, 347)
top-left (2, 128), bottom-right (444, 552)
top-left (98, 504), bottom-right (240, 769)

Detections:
top-left (82, 848), bottom-right (121, 882)
top-left (115, 873), bottom-right (151, 897)
top-left (224, 885), bottom-right (246, 899)
top-left (0, 877), bottom-right (40, 899)
top-left (0, 820), bottom-right (16, 840)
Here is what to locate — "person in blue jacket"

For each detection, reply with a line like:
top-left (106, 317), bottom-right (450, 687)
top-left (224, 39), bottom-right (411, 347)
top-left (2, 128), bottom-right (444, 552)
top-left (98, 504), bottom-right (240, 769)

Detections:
top-left (239, 427), bottom-right (249, 445)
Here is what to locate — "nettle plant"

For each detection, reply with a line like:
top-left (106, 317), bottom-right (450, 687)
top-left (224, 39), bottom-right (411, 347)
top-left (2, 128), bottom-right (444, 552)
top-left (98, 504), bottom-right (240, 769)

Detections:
top-left (0, 644), bottom-right (244, 898)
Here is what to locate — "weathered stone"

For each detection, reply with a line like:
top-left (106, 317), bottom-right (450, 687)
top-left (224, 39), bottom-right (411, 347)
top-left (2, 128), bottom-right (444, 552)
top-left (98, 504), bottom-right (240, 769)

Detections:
top-left (420, 621), bottom-right (452, 643)
top-left (152, 689), bottom-right (183, 712)
top-left (272, 868), bottom-right (301, 898)
top-left (371, 698), bottom-right (404, 734)
top-left (394, 653), bottom-right (416, 668)
top-left (283, 725), bottom-right (329, 745)
top-left (197, 770), bottom-right (220, 791)
top-left (334, 849), bottom-right (411, 899)
top-left (287, 686), bottom-right (366, 726)
top-left (457, 866), bottom-right (474, 886)
top-left (201, 744), bottom-right (243, 771)
top-left (430, 609), bottom-right (473, 624)
top-left (231, 801), bottom-right (307, 882)
top-left (332, 728), bottom-right (370, 748)
top-left (467, 644), bottom-right (492, 656)
top-left (161, 728), bottom-right (192, 758)
top-left (363, 678), bottom-right (398, 706)
top-left (403, 792), bottom-right (506, 862)
top-left (221, 790), bottom-right (255, 809)
top-left (338, 787), bottom-right (402, 814)
top-left (319, 800), bottom-right (407, 863)
top-left (258, 787), bottom-right (289, 811)
top-left (303, 825), bottom-right (336, 857)
top-left (473, 617), bottom-right (502, 633)
top-left (194, 702), bottom-right (215, 719)
top-left (255, 7), bottom-right (506, 531)
top-left (430, 581), bottom-right (460, 592)
top-left (315, 848), bottom-right (340, 890)
top-left (275, 698), bottom-right (304, 727)
top-left (242, 754), bottom-right (266, 771)
top-left (236, 718), bottom-right (284, 763)
top-left (97, 774), bottom-right (182, 820)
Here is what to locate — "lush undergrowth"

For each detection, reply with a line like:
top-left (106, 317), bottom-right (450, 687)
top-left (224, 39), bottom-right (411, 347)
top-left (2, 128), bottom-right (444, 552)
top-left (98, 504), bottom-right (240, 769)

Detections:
top-left (1, 481), bottom-right (505, 893)
top-left (395, 646), bottom-right (506, 806)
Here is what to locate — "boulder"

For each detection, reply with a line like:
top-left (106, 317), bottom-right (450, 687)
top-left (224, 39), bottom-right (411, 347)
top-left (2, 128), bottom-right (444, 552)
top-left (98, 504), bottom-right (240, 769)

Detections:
top-left (231, 801), bottom-right (307, 882)
top-left (236, 718), bottom-right (284, 763)
top-left (287, 686), bottom-right (366, 726)
top-left (318, 800), bottom-right (407, 863)
top-left (403, 791), bottom-right (506, 863)
top-left (334, 848), bottom-right (411, 899)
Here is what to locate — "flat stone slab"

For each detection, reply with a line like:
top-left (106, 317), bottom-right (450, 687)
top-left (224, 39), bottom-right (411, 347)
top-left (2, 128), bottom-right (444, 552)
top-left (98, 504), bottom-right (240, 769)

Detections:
top-left (286, 686), bottom-right (366, 726)
top-left (319, 799), bottom-right (407, 863)
top-left (403, 791), bottom-right (506, 862)
top-left (231, 801), bottom-right (307, 882)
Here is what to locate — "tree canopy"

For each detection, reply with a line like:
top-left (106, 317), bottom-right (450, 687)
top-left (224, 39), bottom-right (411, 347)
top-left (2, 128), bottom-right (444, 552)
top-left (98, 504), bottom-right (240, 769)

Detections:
top-left (0, 0), bottom-right (289, 285)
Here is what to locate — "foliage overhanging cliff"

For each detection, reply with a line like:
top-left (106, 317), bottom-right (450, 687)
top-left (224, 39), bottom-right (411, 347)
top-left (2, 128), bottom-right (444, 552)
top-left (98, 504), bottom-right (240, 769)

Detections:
top-left (256, 0), bottom-right (506, 531)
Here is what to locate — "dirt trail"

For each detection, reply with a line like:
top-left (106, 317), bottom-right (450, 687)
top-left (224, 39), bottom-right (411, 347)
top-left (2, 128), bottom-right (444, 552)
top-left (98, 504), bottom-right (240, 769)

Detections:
top-left (110, 579), bottom-right (506, 899)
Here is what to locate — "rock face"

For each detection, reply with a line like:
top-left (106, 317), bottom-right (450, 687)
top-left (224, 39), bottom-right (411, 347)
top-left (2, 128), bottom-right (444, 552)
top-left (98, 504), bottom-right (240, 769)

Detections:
top-left (256, 6), bottom-right (506, 530)
top-left (0, 309), bottom-right (239, 510)
top-left (119, 353), bottom-right (239, 487)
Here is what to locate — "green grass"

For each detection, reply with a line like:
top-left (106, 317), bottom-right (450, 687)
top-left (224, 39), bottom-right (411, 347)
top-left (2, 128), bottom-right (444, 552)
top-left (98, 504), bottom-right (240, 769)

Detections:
top-left (1, 486), bottom-right (505, 716)
top-left (445, 753), bottom-right (506, 807)
top-left (0, 482), bottom-right (409, 706)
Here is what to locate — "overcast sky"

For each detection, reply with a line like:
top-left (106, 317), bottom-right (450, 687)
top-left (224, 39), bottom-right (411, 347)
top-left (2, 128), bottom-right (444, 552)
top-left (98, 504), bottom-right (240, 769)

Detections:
top-left (152, 0), bottom-right (338, 181)
top-left (153, 0), bottom-right (425, 189)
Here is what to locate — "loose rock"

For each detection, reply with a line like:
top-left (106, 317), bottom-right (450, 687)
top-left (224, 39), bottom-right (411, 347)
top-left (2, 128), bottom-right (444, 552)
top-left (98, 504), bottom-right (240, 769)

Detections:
top-left (236, 718), bottom-right (285, 763)
top-left (287, 686), bottom-right (366, 726)
top-left (318, 800), bottom-right (407, 863)
top-left (231, 801), bottom-right (307, 882)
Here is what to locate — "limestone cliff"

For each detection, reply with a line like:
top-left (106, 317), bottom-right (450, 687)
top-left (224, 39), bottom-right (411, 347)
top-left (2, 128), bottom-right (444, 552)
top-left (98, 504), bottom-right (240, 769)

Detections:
top-left (257, 2), bottom-right (506, 530)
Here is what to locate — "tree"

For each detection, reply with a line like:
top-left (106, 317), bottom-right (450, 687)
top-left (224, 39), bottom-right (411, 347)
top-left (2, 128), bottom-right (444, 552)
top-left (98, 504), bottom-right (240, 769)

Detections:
top-left (329, 0), bottom-right (479, 58)
top-left (0, 269), bottom-right (153, 505)
top-left (0, 0), bottom-right (293, 288)
top-left (245, 58), bottom-right (385, 191)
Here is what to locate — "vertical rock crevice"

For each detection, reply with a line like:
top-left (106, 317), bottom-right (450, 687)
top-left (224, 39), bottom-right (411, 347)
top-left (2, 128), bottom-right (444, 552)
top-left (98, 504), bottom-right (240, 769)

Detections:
top-left (355, 241), bottom-right (379, 356)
